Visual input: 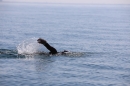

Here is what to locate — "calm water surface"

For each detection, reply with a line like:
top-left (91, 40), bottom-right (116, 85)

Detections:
top-left (0, 2), bottom-right (130, 86)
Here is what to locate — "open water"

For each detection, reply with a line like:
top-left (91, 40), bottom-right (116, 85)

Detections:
top-left (0, 2), bottom-right (130, 86)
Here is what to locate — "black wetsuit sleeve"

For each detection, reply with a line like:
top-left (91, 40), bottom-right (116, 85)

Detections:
top-left (44, 43), bottom-right (57, 54)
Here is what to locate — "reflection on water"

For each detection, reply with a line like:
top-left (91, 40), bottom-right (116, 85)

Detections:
top-left (0, 48), bottom-right (130, 86)
top-left (34, 57), bottom-right (53, 72)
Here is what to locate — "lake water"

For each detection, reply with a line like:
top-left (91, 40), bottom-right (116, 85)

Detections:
top-left (0, 2), bottom-right (130, 86)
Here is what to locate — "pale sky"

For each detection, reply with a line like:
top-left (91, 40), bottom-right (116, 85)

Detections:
top-left (3, 0), bottom-right (130, 4)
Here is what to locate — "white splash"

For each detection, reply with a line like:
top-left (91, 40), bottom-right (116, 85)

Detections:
top-left (17, 38), bottom-right (48, 54)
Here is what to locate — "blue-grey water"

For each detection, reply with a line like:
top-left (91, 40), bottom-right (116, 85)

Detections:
top-left (0, 2), bottom-right (130, 86)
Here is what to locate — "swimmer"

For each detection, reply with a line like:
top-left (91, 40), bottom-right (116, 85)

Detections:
top-left (37, 38), bottom-right (69, 55)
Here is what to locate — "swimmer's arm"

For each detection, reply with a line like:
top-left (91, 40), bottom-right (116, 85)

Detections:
top-left (44, 43), bottom-right (58, 54)
top-left (37, 38), bottom-right (57, 54)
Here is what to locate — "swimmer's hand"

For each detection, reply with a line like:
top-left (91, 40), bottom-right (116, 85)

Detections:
top-left (37, 38), bottom-right (47, 45)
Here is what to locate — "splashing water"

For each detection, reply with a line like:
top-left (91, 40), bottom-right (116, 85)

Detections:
top-left (16, 38), bottom-right (85, 56)
top-left (17, 38), bottom-right (48, 54)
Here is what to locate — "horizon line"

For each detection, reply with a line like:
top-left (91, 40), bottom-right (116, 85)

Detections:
top-left (1, 1), bottom-right (130, 5)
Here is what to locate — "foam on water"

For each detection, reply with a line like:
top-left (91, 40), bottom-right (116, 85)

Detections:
top-left (17, 38), bottom-right (48, 54)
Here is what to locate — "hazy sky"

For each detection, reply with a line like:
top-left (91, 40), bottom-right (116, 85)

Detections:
top-left (3, 0), bottom-right (130, 4)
